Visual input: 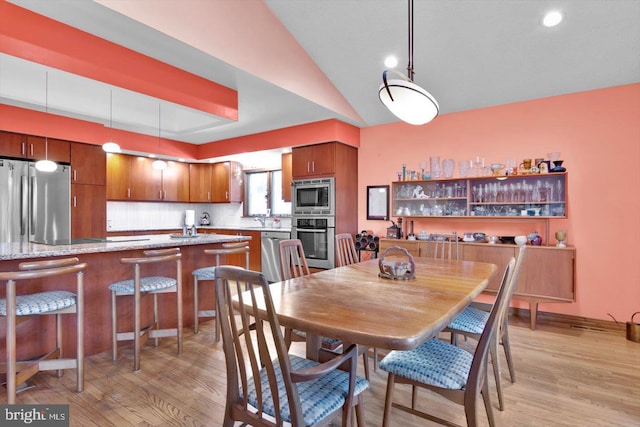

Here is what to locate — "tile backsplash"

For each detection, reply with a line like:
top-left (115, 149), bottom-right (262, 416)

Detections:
top-left (107, 202), bottom-right (291, 231)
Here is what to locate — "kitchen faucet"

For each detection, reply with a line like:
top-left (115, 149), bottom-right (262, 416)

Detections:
top-left (254, 209), bottom-right (271, 227)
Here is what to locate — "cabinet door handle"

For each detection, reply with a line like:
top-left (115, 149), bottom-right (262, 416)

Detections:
top-left (29, 143), bottom-right (34, 157)
top-left (73, 196), bottom-right (77, 208)
top-left (73, 170), bottom-right (77, 182)
top-left (307, 162), bottom-right (310, 173)
top-left (127, 188), bottom-right (131, 198)
top-left (208, 191), bottom-right (211, 201)
top-left (21, 142), bottom-right (26, 156)
top-left (226, 191), bottom-right (229, 200)
top-left (312, 161), bottom-right (315, 172)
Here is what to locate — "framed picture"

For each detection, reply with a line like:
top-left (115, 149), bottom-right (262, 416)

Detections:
top-left (367, 185), bottom-right (389, 220)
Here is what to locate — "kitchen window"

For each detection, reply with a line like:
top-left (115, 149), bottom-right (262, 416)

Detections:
top-left (245, 169), bottom-right (291, 217)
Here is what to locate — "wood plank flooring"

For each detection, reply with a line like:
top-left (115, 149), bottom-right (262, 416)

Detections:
top-left (7, 316), bottom-right (640, 426)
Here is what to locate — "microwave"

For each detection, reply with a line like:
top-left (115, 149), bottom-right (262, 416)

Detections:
top-left (291, 177), bottom-right (335, 216)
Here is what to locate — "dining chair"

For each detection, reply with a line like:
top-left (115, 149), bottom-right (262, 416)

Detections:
top-left (280, 239), bottom-right (371, 379)
top-left (335, 233), bottom-right (359, 266)
top-left (424, 232), bottom-right (459, 260)
top-left (214, 265), bottom-right (369, 427)
top-left (335, 233), bottom-right (378, 372)
top-left (109, 247), bottom-right (183, 371)
top-left (444, 245), bottom-right (526, 411)
top-left (192, 242), bottom-right (250, 342)
top-left (379, 257), bottom-right (517, 427)
top-left (0, 257), bottom-right (87, 404)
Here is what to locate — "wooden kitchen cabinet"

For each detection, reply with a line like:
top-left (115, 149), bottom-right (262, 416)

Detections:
top-left (71, 143), bottom-right (106, 185)
top-left (281, 152), bottom-right (292, 201)
top-left (189, 163), bottom-right (213, 202)
top-left (107, 153), bottom-right (188, 201)
top-left (379, 238), bottom-right (576, 329)
top-left (71, 183), bottom-right (106, 238)
top-left (161, 161), bottom-right (189, 202)
top-left (291, 143), bottom-right (336, 178)
top-left (212, 161), bottom-right (242, 203)
top-left (0, 132), bottom-right (70, 163)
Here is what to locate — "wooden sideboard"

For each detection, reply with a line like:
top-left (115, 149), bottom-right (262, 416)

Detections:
top-left (379, 238), bottom-right (575, 329)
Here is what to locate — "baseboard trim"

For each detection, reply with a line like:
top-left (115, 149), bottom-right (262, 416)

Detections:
top-left (472, 302), bottom-right (626, 334)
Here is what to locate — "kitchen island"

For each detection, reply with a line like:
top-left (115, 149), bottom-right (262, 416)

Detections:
top-left (0, 233), bottom-right (251, 358)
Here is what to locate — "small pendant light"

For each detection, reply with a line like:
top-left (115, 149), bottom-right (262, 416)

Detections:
top-left (102, 90), bottom-right (121, 153)
top-left (152, 103), bottom-right (167, 170)
top-left (35, 71), bottom-right (58, 172)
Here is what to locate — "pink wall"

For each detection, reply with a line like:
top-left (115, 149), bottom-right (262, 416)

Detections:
top-left (358, 84), bottom-right (640, 322)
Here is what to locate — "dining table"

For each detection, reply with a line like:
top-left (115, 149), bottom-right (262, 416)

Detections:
top-left (240, 256), bottom-right (498, 361)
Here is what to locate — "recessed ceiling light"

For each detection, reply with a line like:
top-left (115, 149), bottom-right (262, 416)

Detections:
top-left (384, 56), bottom-right (398, 68)
top-left (542, 10), bottom-right (563, 27)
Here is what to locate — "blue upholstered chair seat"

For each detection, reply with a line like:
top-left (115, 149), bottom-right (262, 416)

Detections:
top-left (0, 291), bottom-right (76, 316)
top-left (447, 306), bottom-right (489, 335)
top-left (245, 354), bottom-right (369, 426)
top-left (379, 338), bottom-right (473, 390)
top-left (192, 266), bottom-right (216, 280)
top-left (108, 276), bottom-right (176, 294)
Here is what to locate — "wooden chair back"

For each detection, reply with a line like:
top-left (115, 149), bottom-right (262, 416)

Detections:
top-left (214, 266), bottom-right (305, 426)
top-left (335, 233), bottom-right (358, 267)
top-left (204, 243), bottom-right (250, 269)
top-left (279, 239), bottom-right (310, 280)
top-left (425, 232), bottom-right (459, 260)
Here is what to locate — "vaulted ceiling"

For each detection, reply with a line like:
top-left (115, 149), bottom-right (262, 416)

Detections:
top-left (2, 0), bottom-right (639, 154)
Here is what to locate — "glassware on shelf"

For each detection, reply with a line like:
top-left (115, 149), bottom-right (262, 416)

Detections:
top-left (555, 230), bottom-right (567, 247)
top-left (430, 156), bottom-right (441, 179)
top-left (459, 160), bottom-right (471, 177)
top-left (442, 159), bottom-right (455, 178)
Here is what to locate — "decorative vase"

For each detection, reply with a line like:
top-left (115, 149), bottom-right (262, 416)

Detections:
top-left (550, 160), bottom-right (566, 173)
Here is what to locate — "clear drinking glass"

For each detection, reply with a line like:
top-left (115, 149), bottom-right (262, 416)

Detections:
top-left (442, 159), bottom-right (455, 178)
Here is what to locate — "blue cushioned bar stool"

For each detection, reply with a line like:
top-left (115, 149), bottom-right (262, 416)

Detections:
top-left (109, 248), bottom-right (182, 371)
top-left (0, 257), bottom-right (87, 404)
top-left (192, 242), bottom-right (250, 342)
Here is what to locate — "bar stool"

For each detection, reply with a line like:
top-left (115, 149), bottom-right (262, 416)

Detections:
top-left (0, 257), bottom-right (87, 404)
top-left (192, 242), bottom-right (250, 342)
top-left (109, 248), bottom-right (182, 371)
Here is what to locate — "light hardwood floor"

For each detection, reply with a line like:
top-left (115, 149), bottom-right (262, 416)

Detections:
top-left (7, 316), bottom-right (640, 426)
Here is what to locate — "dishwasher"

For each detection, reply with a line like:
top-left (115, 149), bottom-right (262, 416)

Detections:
top-left (261, 231), bottom-right (291, 282)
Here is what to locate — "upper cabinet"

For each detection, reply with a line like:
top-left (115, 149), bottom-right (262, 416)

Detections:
top-left (212, 161), bottom-right (242, 203)
top-left (281, 152), bottom-right (292, 202)
top-left (189, 163), bottom-right (213, 202)
top-left (107, 153), bottom-right (188, 202)
top-left (292, 143), bottom-right (337, 178)
top-left (0, 132), bottom-right (70, 163)
top-left (71, 143), bottom-right (106, 185)
top-left (187, 161), bottom-right (243, 203)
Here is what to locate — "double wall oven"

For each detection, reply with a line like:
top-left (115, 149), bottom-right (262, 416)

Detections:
top-left (291, 177), bottom-right (335, 269)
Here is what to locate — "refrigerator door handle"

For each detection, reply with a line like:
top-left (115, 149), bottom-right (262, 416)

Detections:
top-left (20, 175), bottom-right (28, 236)
top-left (30, 175), bottom-right (37, 235)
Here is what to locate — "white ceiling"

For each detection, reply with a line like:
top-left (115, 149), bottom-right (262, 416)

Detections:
top-left (2, 0), bottom-right (639, 162)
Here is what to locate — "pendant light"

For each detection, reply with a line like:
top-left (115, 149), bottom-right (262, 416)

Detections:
top-left (35, 71), bottom-right (58, 172)
top-left (152, 103), bottom-right (167, 170)
top-left (378, 0), bottom-right (439, 125)
top-left (102, 90), bottom-right (121, 153)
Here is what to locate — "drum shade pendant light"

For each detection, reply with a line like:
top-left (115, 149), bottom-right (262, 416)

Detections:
top-left (152, 104), bottom-right (167, 170)
top-left (378, 0), bottom-right (439, 125)
top-left (35, 71), bottom-right (58, 172)
top-left (102, 90), bottom-right (121, 153)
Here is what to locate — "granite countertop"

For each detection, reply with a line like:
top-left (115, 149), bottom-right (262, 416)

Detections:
top-left (0, 233), bottom-right (252, 261)
top-left (107, 225), bottom-right (291, 234)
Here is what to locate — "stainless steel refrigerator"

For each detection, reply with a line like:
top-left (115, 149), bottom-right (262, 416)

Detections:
top-left (0, 158), bottom-right (71, 244)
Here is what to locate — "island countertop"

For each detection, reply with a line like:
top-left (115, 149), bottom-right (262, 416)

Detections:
top-left (0, 233), bottom-right (251, 261)
top-left (0, 233), bottom-right (254, 358)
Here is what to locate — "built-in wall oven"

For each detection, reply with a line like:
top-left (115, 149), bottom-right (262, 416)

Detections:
top-left (291, 216), bottom-right (335, 270)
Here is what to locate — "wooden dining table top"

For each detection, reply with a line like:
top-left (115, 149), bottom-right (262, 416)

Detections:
top-left (240, 257), bottom-right (498, 358)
